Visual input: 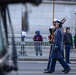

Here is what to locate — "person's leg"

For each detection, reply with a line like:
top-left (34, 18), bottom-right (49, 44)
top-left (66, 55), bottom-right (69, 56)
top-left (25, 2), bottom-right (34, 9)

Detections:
top-left (39, 46), bottom-right (42, 56)
top-left (47, 58), bottom-right (52, 70)
top-left (62, 51), bottom-right (64, 59)
top-left (35, 46), bottom-right (38, 56)
top-left (75, 44), bottom-right (76, 49)
top-left (68, 44), bottom-right (71, 63)
top-left (65, 44), bottom-right (69, 63)
top-left (44, 44), bottom-right (52, 71)
top-left (58, 59), bottom-right (70, 69)
top-left (62, 43), bottom-right (64, 59)
top-left (65, 44), bottom-right (70, 63)
top-left (47, 45), bottom-right (52, 70)
top-left (49, 58), bottom-right (56, 72)
top-left (65, 45), bottom-right (67, 62)
top-left (58, 59), bottom-right (71, 73)
top-left (44, 58), bottom-right (56, 73)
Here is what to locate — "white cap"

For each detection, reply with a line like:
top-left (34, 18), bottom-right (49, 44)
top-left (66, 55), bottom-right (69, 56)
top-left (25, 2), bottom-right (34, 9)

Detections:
top-left (54, 19), bottom-right (61, 22)
top-left (22, 31), bottom-right (26, 37)
top-left (49, 25), bottom-right (55, 29)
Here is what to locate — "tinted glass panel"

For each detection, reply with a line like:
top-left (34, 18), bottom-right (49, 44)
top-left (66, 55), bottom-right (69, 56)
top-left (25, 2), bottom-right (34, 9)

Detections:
top-left (60, 0), bottom-right (75, 1)
top-left (0, 12), bottom-right (7, 58)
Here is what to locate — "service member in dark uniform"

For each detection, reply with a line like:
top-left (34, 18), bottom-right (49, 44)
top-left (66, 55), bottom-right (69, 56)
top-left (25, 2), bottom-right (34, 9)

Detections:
top-left (44, 20), bottom-right (57, 72)
top-left (45, 20), bottom-right (71, 74)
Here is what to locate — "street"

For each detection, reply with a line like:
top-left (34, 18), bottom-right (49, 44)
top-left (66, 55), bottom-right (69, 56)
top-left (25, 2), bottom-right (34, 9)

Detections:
top-left (8, 61), bottom-right (76, 75)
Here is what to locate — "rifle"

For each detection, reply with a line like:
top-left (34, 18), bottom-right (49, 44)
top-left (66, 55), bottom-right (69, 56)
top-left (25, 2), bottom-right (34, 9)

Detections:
top-left (49, 17), bottom-right (66, 43)
top-left (61, 17), bottom-right (67, 24)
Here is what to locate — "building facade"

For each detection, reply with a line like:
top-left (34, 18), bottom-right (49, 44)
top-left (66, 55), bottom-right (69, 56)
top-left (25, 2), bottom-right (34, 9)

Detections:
top-left (8, 0), bottom-right (76, 41)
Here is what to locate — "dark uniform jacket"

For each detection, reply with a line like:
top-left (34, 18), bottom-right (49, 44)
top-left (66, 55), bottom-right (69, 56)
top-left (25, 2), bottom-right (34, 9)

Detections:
top-left (50, 27), bottom-right (64, 59)
top-left (64, 32), bottom-right (73, 47)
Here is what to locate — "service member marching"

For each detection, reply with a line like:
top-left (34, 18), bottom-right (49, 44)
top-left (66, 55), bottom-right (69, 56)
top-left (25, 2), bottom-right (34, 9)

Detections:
top-left (45, 20), bottom-right (71, 74)
top-left (44, 19), bottom-right (57, 72)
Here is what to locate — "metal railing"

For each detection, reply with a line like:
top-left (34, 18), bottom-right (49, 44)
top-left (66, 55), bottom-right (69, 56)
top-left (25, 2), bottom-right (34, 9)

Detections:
top-left (8, 41), bottom-right (76, 61)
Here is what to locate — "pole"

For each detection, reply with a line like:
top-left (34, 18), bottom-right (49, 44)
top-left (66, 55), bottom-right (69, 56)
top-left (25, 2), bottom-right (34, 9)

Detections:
top-left (75, 13), bottom-right (76, 34)
top-left (21, 4), bottom-right (27, 56)
top-left (52, 0), bottom-right (55, 25)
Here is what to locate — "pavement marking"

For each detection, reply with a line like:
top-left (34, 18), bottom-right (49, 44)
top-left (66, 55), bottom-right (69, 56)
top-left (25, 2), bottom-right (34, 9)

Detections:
top-left (11, 71), bottom-right (43, 74)
top-left (11, 71), bottom-right (76, 74)
top-left (9, 61), bottom-right (49, 64)
top-left (9, 61), bottom-right (76, 64)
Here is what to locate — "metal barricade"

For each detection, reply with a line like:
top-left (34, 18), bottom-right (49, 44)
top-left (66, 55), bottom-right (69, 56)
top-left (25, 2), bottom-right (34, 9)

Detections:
top-left (8, 41), bottom-right (76, 61)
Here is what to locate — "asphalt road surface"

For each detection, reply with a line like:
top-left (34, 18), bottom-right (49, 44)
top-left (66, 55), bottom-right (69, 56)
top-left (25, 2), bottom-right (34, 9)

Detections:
top-left (7, 61), bottom-right (76, 75)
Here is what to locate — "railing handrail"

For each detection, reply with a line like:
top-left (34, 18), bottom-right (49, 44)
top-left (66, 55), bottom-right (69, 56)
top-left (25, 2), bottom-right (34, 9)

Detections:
top-left (8, 41), bottom-right (51, 46)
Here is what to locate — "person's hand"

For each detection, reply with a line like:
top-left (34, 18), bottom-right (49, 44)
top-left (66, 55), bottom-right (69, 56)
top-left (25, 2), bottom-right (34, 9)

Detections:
top-left (54, 46), bottom-right (58, 52)
top-left (49, 41), bottom-right (51, 43)
top-left (71, 44), bottom-right (73, 50)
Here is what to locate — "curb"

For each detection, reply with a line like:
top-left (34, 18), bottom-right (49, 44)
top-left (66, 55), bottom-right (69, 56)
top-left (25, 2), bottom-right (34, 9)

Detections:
top-left (18, 58), bottom-right (76, 61)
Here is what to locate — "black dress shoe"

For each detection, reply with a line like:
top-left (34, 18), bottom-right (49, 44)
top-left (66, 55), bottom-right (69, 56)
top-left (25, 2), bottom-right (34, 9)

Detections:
top-left (62, 69), bottom-right (66, 72)
top-left (44, 69), bottom-right (48, 71)
top-left (64, 67), bottom-right (71, 73)
top-left (68, 62), bottom-right (71, 64)
top-left (66, 61), bottom-right (71, 64)
top-left (44, 71), bottom-right (53, 73)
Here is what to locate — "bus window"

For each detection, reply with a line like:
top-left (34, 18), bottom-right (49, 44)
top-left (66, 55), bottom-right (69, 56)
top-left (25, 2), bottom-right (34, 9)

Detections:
top-left (0, 12), bottom-right (7, 58)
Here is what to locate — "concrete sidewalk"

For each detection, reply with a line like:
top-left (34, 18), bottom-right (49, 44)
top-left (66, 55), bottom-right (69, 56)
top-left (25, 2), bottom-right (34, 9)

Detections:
top-left (9, 47), bottom-right (76, 61)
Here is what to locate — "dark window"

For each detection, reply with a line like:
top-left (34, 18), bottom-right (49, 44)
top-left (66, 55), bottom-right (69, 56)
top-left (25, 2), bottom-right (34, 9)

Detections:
top-left (48, 0), bottom-right (76, 2)
top-left (0, 12), bottom-right (7, 58)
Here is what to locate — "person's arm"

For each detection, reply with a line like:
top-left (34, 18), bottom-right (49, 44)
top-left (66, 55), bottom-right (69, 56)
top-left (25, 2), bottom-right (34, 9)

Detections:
top-left (33, 35), bottom-right (36, 41)
top-left (55, 30), bottom-right (61, 47)
top-left (54, 30), bottom-right (62, 51)
top-left (39, 35), bottom-right (43, 41)
top-left (63, 33), bottom-right (66, 45)
top-left (41, 36), bottom-right (43, 41)
top-left (70, 33), bottom-right (73, 48)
